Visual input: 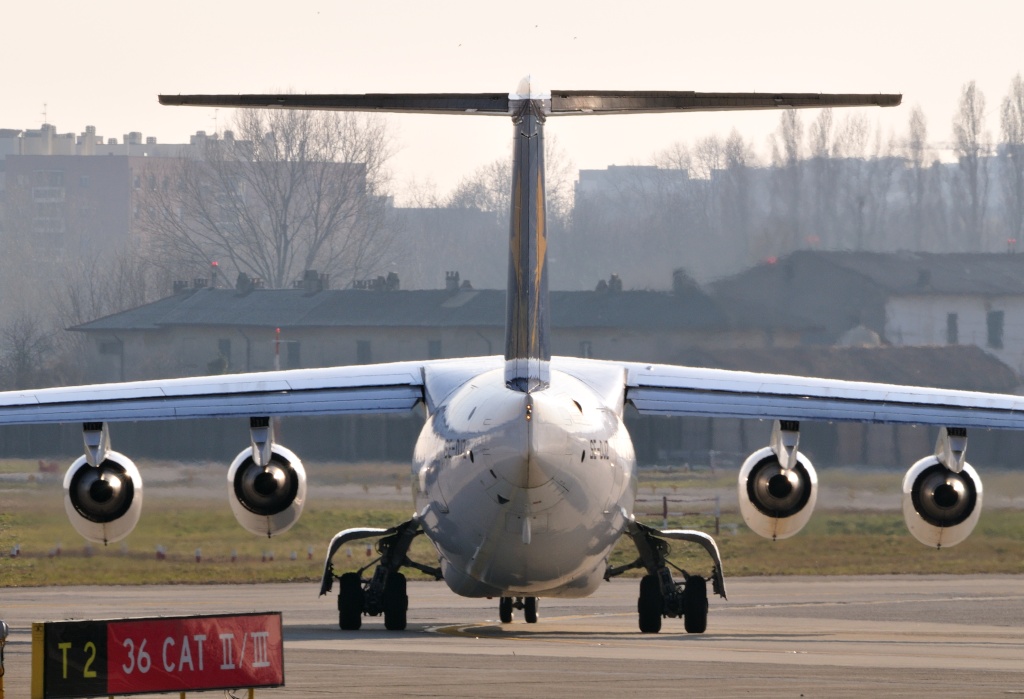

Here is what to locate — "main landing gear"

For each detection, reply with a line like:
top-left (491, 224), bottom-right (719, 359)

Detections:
top-left (606, 520), bottom-right (726, 634)
top-left (320, 518), bottom-right (441, 631)
top-left (498, 596), bottom-right (539, 624)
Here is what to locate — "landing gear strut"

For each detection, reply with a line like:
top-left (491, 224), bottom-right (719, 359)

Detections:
top-left (606, 520), bottom-right (725, 634)
top-left (498, 596), bottom-right (539, 623)
top-left (321, 518), bottom-right (442, 631)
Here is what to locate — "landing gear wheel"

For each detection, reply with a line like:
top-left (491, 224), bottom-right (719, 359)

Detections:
top-left (499, 596), bottom-right (513, 623)
top-left (338, 572), bottom-right (364, 630)
top-left (682, 575), bottom-right (708, 634)
top-left (638, 574), bottom-right (663, 634)
top-left (383, 572), bottom-right (408, 631)
top-left (524, 597), bottom-right (539, 624)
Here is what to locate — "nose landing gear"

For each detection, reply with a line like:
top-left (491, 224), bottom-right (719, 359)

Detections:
top-left (499, 596), bottom-right (539, 623)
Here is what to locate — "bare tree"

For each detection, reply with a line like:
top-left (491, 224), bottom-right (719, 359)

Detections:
top-left (140, 108), bottom-right (396, 289)
top-left (864, 125), bottom-right (899, 249)
top-left (765, 110), bottom-right (804, 253)
top-left (0, 311), bottom-right (56, 389)
top-left (903, 105), bottom-right (931, 248)
top-left (447, 158), bottom-right (512, 222)
top-left (951, 81), bottom-right (989, 250)
top-left (446, 134), bottom-right (574, 228)
top-left (47, 249), bottom-right (168, 384)
top-left (1000, 73), bottom-right (1024, 247)
top-left (807, 109), bottom-right (837, 246)
top-left (719, 129), bottom-right (757, 264)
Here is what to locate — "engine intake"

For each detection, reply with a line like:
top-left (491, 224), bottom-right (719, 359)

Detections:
top-left (738, 446), bottom-right (818, 540)
top-left (63, 452), bottom-right (143, 544)
top-left (228, 444), bottom-right (307, 537)
top-left (902, 457), bottom-right (982, 548)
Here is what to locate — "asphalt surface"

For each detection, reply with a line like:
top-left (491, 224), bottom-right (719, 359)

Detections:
top-left (2, 575), bottom-right (1022, 698)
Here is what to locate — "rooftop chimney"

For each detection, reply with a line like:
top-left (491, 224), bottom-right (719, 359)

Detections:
top-left (445, 271), bottom-right (460, 292)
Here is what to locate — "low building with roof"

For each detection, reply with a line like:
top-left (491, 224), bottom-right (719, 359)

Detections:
top-left (710, 250), bottom-right (1024, 375)
top-left (71, 269), bottom-right (803, 383)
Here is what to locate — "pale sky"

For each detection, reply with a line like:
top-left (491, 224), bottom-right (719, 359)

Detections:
top-left (4, 0), bottom-right (1024, 201)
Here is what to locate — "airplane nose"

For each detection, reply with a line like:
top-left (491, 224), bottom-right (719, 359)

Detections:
top-left (487, 393), bottom-right (565, 489)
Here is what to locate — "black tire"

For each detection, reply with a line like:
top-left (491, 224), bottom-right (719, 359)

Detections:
top-left (524, 597), bottom-right (539, 624)
top-left (638, 574), bottom-right (663, 633)
top-left (682, 575), bottom-right (708, 634)
top-left (338, 572), bottom-right (364, 630)
top-left (383, 572), bottom-right (408, 631)
top-left (499, 596), bottom-right (513, 623)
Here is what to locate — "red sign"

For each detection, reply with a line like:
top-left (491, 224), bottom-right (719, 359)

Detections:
top-left (106, 613), bottom-right (283, 694)
top-left (34, 612), bottom-right (283, 698)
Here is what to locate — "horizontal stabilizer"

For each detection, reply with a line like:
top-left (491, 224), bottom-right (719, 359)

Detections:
top-left (548, 90), bottom-right (902, 115)
top-left (159, 91), bottom-right (900, 116)
top-left (159, 93), bottom-right (512, 115)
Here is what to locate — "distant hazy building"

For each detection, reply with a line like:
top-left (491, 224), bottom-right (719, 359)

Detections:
top-left (0, 124), bottom-right (199, 258)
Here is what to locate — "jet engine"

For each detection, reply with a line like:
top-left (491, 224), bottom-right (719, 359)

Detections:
top-left (902, 457), bottom-right (982, 548)
top-left (228, 443), bottom-right (307, 537)
top-left (63, 452), bottom-right (143, 545)
top-left (737, 446), bottom-right (818, 540)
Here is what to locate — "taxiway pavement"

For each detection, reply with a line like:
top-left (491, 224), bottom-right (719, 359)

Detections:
top-left (2, 575), bottom-right (1022, 698)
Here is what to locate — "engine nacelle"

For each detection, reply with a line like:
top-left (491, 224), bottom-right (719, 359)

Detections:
top-left (902, 457), bottom-right (982, 548)
top-left (63, 452), bottom-right (143, 545)
top-left (738, 446), bottom-right (818, 540)
top-left (228, 444), bottom-right (307, 537)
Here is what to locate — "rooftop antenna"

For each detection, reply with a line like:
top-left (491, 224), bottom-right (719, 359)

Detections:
top-left (42, 103), bottom-right (48, 125)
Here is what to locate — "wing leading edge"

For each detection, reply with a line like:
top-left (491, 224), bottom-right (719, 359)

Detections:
top-left (0, 360), bottom-right (435, 425)
top-left (611, 360), bottom-right (1024, 430)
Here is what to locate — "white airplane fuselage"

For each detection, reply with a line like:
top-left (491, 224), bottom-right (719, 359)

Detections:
top-left (413, 365), bottom-right (637, 598)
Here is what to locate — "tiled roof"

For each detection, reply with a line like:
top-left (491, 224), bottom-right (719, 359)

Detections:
top-left (72, 286), bottom-right (738, 332)
top-left (723, 250), bottom-right (1024, 296)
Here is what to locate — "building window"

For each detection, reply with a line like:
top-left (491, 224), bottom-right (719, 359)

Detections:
top-left (579, 341), bottom-right (593, 358)
top-left (34, 170), bottom-right (64, 187)
top-left (357, 340), bottom-right (372, 364)
top-left (987, 310), bottom-right (1004, 349)
top-left (286, 342), bottom-right (301, 369)
top-left (428, 340), bottom-right (442, 359)
top-left (218, 338), bottom-right (232, 366)
top-left (98, 339), bottom-right (121, 355)
top-left (946, 313), bottom-right (958, 345)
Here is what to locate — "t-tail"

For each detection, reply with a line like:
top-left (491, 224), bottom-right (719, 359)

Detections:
top-left (160, 79), bottom-right (901, 393)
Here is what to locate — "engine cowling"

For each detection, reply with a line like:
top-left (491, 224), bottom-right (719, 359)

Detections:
top-left (902, 457), bottom-right (982, 548)
top-left (228, 444), bottom-right (307, 537)
top-left (63, 452), bottom-right (143, 545)
top-left (738, 446), bottom-right (818, 540)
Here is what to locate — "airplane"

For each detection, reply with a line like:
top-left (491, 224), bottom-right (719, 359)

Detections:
top-left (6, 78), bottom-right (1013, 635)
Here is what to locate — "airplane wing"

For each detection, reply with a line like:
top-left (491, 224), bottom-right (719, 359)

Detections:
top-left (612, 360), bottom-right (1024, 429)
top-left (0, 359), bottom-right (448, 425)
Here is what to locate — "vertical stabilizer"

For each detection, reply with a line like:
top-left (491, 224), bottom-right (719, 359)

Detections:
top-left (504, 89), bottom-right (551, 392)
